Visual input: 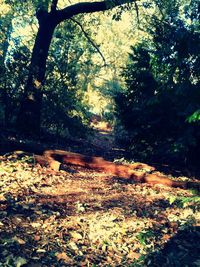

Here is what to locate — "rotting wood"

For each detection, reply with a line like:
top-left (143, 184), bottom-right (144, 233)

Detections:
top-left (34, 149), bottom-right (200, 190)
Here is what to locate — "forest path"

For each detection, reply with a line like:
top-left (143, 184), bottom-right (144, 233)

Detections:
top-left (1, 142), bottom-right (199, 266)
top-left (0, 124), bottom-right (199, 266)
top-left (88, 121), bottom-right (126, 161)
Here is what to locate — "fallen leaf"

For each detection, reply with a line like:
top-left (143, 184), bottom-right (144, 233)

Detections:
top-left (34, 234), bottom-right (41, 241)
top-left (31, 222), bottom-right (41, 228)
top-left (14, 256), bottom-right (27, 267)
top-left (13, 237), bottom-right (26, 245)
top-left (70, 231), bottom-right (83, 240)
top-left (68, 241), bottom-right (79, 251)
top-left (127, 251), bottom-right (140, 260)
top-left (36, 249), bottom-right (46, 253)
top-left (56, 252), bottom-right (73, 263)
top-left (0, 194), bottom-right (6, 201)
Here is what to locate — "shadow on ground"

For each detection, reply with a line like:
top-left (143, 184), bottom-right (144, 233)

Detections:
top-left (145, 226), bottom-right (200, 267)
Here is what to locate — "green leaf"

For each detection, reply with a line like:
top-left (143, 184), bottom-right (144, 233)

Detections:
top-left (169, 196), bottom-right (177, 205)
top-left (187, 110), bottom-right (200, 123)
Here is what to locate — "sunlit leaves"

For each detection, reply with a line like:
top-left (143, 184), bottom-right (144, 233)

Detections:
top-left (0, 1), bottom-right (11, 16)
top-left (0, 151), bottom-right (199, 266)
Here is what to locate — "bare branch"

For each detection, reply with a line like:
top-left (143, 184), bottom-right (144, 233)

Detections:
top-left (70, 18), bottom-right (106, 65)
top-left (134, 0), bottom-right (140, 24)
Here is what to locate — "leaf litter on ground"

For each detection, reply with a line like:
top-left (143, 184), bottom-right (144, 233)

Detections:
top-left (0, 152), bottom-right (200, 266)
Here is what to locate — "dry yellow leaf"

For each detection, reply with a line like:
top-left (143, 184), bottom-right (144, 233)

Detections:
top-left (56, 252), bottom-right (73, 263)
top-left (127, 251), bottom-right (140, 260)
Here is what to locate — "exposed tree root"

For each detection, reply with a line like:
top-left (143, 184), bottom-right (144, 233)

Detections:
top-left (34, 149), bottom-right (200, 190)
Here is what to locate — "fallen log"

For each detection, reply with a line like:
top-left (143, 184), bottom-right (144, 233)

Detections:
top-left (35, 149), bottom-right (200, 190)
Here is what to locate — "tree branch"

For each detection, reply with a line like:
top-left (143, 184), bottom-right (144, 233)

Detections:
top-left (51, 0), bottom-right (58, 13)
top-left (56, 0), bottom-right (131, 23)
top-left (70, 18), bottom-right (106, 65)
top-left (134, 0), bottom-right (140, 24)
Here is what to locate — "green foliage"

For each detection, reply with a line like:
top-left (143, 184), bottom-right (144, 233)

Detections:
top-left (168, 195), bottom-right (200, 208)
top-left (41, 20), bottom-right (97, 138)
top-left (115, 1), bottom-right (200, 166)
top-left (187, 110), bottom-right (200, 123)
top-left (0, 11), bottom-right (95, 138)
top-left (0, 45), bottom-right (30, 127)
top-left (137, 229), bottom-right (155, 246)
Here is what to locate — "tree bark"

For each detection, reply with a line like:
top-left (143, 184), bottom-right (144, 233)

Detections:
top-left (17, 10), bottom-right (57, 135)
top-left (35, 149), bottom-right (200, 190)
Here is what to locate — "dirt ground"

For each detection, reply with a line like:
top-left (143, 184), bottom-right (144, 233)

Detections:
top-left (0, 126), bottom-right (200, 266)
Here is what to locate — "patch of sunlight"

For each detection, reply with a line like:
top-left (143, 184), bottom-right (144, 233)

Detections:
top-left (12, 18), bottom-right (37, 42)
top-left (86, 212), bottom-right (149, 244)
top-left (34, 79), bottom-right (42, 89)
top-left (167, 207), bottom-right (200, 226)
top-left (84, 84), bottom-right (111, 115)
top-left (0, 2), bottom-right (11, 15)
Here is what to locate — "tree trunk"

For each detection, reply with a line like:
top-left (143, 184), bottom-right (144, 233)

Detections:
top-left (17, 11), bottom-right (57, 135)
top-left (16, 0), bottom-right (130, 135)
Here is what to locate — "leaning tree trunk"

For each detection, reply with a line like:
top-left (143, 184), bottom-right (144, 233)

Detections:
top-left (17, 10), bottom-right (57, 135)
top-left (16, 0), bottom-right (130, 135)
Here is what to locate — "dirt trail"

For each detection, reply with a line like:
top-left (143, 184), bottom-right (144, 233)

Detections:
top-left (88, 122), bottom-right (126, 161)
top-left (1, 143), bottom-right (199, 266)
top-left (0, 123), bottom-right (199, 266)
